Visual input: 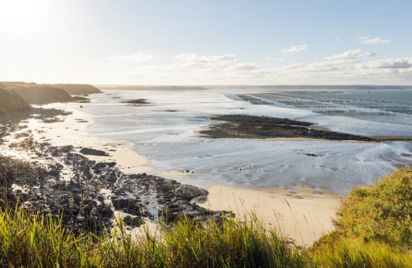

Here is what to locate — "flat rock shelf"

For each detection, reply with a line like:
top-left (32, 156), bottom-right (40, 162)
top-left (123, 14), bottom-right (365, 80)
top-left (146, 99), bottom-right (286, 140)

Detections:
top-left (201, 114), bottom-right (376, 141)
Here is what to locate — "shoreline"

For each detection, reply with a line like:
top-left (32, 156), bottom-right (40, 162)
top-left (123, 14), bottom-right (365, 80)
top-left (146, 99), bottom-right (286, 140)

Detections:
top-left (28, 104), bottom-right (154, 175)
top-left (25, 103), bottom-right (340, 246)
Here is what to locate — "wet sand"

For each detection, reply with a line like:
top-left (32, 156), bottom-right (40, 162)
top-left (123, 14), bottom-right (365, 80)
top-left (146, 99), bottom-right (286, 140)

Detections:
top-left (27, 107), bottom-right (154, 175)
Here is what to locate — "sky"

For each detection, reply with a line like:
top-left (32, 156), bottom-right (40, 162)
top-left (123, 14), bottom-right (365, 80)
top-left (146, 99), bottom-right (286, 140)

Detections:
top-left (0, 0), bottom-right (411, 85)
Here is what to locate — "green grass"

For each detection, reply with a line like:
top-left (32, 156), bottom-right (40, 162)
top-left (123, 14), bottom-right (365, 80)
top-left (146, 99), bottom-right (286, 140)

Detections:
top-left (307, 167), bottom-right (412, 267)
top-left (0, 208), bottom-right (304, 267)
top-left (1, 168), bottom-right (412, 267)
top-left (0, 207), bottom-right (94, 267)
top-left (332, 167), bottom-right (412, 247)
top-left (308, 236), bottom-right (412, 268)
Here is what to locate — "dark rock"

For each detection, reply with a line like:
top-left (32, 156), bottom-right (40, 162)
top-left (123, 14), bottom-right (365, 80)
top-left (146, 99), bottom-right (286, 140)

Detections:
top-left (80, 148), bottom-right (109, 156)
top-left (111, 198), bottom-right (142, 216)
top-left (201, 114), bottom-right (375, 142)
top-left (123, 215), bottom-right (143, 227)
top-left (121, 99), bottom-right (149, 105)
top-left (92, 162), bottom-right (117, 172)
top-left (0, 125), bottom-right (230, 235)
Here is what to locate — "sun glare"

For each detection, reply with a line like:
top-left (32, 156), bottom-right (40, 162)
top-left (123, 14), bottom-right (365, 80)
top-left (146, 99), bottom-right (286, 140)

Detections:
top-left (0, 0), bottom-right (50, 34)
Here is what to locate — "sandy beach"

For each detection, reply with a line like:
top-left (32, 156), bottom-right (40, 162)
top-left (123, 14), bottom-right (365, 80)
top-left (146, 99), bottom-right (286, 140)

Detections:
top-left (202, 184), bottom-right (339, 246)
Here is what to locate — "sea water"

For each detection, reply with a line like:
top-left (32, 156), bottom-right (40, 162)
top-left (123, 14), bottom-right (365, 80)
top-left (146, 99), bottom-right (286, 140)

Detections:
top-left (80, 87), bottom-right (412, 194)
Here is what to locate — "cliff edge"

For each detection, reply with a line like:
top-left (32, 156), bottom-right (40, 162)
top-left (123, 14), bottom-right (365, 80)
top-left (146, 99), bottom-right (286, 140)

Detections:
top-left (0, 88), bottom-right (31, 114)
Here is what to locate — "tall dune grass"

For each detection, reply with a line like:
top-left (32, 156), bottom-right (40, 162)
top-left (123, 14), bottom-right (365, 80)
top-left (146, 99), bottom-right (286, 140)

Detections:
top-left (0, 208), bottom-right (304, 267)
top-left (0, 207), bottom-right (93, 267)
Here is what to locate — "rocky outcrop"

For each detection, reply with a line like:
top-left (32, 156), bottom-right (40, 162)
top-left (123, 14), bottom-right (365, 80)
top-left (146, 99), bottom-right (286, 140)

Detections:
top-left (201, 114), bottom-right (375, 142)
top-left (1, 132), bottom-right (228, 234)
top-left (51, 84), bottom-right (101, 95)
top-left (121, 99), bottom-right (150, 105)
top-left (0, 89), bottom-right (31, 114)
top-left (80, 147), bottom-right (110, 156)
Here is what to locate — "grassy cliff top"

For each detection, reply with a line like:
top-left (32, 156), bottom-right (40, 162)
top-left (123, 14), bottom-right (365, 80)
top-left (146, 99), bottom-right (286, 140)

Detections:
top-left (332, 167), bottom-right (412, 247)
top-left (0, 88), bottom-right (31, 114)
top-left (50, 84), bottom-right (101, 95)
top-left (0, 82), bottom-right (100, 105)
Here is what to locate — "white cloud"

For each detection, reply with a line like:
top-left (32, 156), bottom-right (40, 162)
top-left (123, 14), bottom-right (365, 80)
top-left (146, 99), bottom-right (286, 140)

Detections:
top-left (268, 51), bottom-right (412, 84)
top-left (226, 63), bottom-right (258, 71)
top-left (106, 50), bottom-right (412, 85)
top-left (365, 58), bottom-right (412, 69)
top-left (281, 44), bottom-right (308, 53)
top-left (275, 50), bottom-right (376, 75)
top-left (107, 51), bottom-right (153, 63)
top-left (174, 53), bottom-right (236, 65)
top-left (324, 49), bottom-right (375, 62)
top-left (359, 36), bottom-right (391, 44)
top-left (265, 56), bottom-right (286, 62)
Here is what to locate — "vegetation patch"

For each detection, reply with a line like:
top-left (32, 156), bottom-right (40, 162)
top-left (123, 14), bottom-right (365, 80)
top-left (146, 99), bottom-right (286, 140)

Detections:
top-left (332, 167), bottom-right (412, 247)
top-left (1, 167), bottom-right (412, 267)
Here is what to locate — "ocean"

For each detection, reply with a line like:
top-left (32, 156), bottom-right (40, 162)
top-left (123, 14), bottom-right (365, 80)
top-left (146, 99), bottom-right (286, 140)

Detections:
top-left (76, 86), bottom-right (412, 194)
